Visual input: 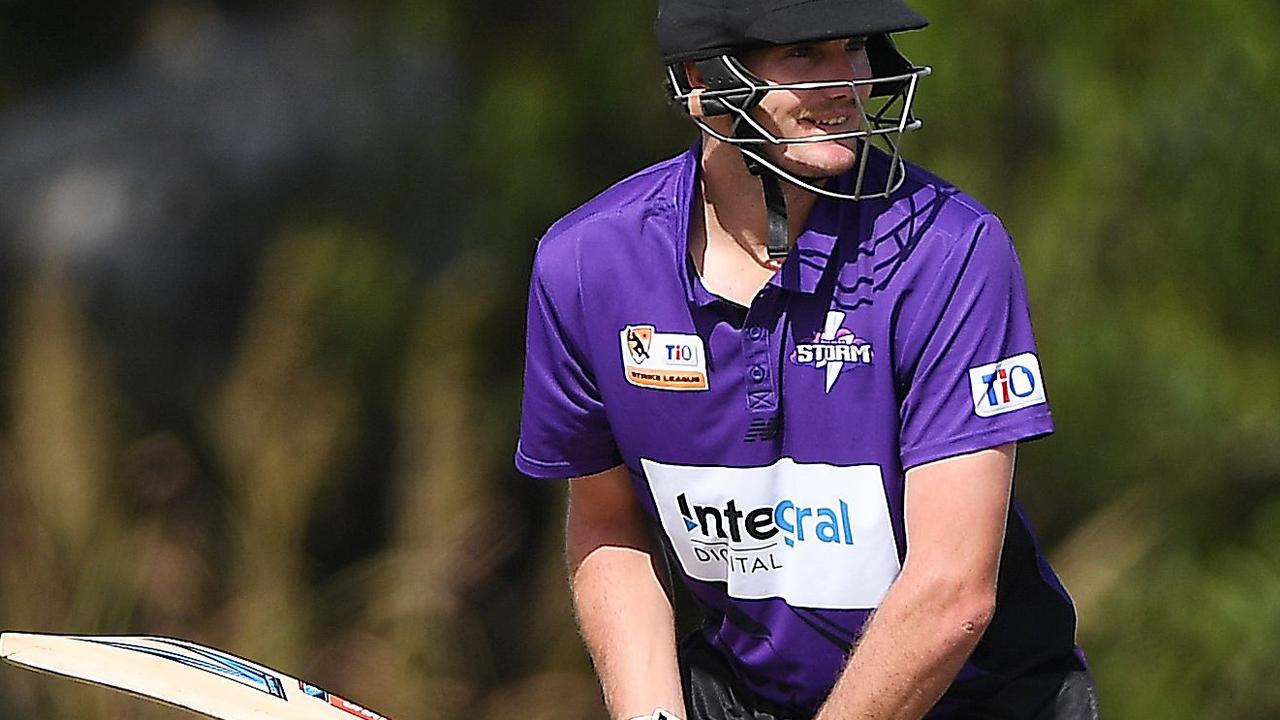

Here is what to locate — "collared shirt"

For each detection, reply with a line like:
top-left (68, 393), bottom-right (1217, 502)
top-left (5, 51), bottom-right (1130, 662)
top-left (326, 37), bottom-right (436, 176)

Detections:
top-left (516, 146), bottom-right (1080, 715)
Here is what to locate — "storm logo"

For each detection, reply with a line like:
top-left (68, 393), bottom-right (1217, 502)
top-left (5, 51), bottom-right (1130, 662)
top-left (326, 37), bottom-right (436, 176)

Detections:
top-left (791, 311), bottom-right (873, 392)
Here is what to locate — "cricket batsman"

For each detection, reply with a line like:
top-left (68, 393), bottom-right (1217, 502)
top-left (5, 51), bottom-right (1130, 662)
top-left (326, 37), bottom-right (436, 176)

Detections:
top-left (516, 1), bottom-right (1099, 718)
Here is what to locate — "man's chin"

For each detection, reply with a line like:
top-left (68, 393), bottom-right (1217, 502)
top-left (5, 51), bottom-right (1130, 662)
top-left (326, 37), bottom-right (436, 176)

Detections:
top-left (776, 143), bottom-right (858, 178)
top-left (787, 156), bottom-right (860, 181)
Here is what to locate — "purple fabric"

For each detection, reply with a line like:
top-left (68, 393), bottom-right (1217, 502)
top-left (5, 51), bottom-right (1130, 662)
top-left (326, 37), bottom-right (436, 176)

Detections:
top-left (516, 146), bottom-right (1078, 714)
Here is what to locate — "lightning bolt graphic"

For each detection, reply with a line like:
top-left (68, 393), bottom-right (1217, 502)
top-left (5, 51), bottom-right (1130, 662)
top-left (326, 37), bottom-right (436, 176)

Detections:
top-left (822, 310), bottom-right (846, 393)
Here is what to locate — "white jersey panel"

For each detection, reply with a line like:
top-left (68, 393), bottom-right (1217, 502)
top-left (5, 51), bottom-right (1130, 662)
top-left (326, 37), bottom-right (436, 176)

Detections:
top-left (642, 457), bottom-right (901, 610)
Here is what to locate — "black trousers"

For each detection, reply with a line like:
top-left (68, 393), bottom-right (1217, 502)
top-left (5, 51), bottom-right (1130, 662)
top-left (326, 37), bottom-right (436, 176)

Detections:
top-left (678, 633), bottom-right (1100, 720)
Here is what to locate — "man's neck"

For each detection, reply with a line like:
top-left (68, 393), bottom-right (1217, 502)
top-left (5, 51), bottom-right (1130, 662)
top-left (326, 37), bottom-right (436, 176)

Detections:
top-left (688, 137), bottom-right (820, 305)
top-left (699, 137), bottom-right (820, 253)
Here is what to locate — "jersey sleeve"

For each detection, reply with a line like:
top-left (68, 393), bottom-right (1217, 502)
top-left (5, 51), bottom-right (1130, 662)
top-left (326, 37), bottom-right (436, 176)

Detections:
top-left (895, 214), bottom-right (1054, 470)
top-left (515, 242), bottom-right (621, 479)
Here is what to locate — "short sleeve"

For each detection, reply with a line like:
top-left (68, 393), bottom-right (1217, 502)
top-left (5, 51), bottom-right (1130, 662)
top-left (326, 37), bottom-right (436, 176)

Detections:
top-left (515, 246), bottom-right (621, 479)
top-left (895, 214), bottom-right (1054, 470)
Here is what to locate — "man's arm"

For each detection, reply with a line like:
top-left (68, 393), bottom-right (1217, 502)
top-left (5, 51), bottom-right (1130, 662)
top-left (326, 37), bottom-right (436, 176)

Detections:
top-left (566, 464), bottom-right (687, 720)
top-left (814, 444), bottom-right (1016, 720)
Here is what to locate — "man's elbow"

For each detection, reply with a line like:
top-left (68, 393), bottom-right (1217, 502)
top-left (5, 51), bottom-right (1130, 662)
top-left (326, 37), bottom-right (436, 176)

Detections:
top-left (936, 577), bottom-right (997, 648)
top-left (901, 567), bottom-right (997, 644)
top-left (951, 586), bottom-right (996, 640)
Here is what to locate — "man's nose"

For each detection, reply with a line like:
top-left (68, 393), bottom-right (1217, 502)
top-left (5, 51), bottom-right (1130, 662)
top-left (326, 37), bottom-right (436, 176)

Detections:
top-left (817, 54), bottom-right (868, 98)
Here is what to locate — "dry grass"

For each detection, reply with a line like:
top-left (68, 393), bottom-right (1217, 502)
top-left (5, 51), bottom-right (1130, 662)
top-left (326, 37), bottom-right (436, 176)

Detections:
top-left (0, 237), bottom-right (599, 720)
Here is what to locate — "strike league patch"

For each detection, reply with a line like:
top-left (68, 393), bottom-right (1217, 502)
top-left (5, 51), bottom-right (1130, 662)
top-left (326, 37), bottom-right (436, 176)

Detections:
top-left (620, 324), bottom-right (709, 391)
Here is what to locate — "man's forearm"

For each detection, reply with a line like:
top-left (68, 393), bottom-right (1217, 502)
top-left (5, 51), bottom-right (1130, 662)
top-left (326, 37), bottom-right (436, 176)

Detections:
top-left (815, 446), bottom-right (1015, 720)
top-left (568, 507), bottom-right (685, 720)
top-left (814, 571), bottom-right (995, 720)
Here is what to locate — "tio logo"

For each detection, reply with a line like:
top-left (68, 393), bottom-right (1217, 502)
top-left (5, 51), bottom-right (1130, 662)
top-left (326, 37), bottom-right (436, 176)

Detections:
top-left (665, 343), bottom-right (699, 366)
top-left (968, 353), bottom-right (1047, 418)
top-left (983, 365), bottom-right (1037, 405)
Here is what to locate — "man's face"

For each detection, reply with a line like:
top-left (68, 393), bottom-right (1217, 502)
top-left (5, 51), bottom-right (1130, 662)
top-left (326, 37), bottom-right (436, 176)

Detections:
top-left (738, 37), bottom-right (874, 179)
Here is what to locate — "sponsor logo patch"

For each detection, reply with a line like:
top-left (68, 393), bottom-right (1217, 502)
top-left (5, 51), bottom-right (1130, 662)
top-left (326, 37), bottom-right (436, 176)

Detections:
top-left (643, 458), bottom-right (901, 609)
top-left (790, 311), bottom-right (873, 393)
top-left (620, 325), bottom-right (709, 391)
top-left (968, 352), bottom-right (1047, 417)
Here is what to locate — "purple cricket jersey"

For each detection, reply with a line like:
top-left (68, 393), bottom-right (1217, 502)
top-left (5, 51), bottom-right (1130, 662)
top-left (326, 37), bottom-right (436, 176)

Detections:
top-left (516, 146), bottom-right (1081, 716)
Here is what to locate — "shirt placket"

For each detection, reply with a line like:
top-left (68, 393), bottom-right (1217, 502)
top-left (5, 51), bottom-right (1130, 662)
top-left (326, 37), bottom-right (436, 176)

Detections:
top-left (742, 287), bottom-right (782, 442)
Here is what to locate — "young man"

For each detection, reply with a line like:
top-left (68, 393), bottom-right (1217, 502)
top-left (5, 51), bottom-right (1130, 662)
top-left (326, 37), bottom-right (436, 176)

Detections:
top-left (516, 2), bottom-right (1098, 719)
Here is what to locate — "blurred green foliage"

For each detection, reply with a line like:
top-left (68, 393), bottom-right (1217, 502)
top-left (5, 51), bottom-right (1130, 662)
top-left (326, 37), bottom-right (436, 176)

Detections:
top-left (1, 1), bottom-right (1278, 719)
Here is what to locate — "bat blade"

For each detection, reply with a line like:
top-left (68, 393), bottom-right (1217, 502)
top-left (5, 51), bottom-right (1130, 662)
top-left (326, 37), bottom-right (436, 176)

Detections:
top-left (0, 632), bottom-right (393, 720)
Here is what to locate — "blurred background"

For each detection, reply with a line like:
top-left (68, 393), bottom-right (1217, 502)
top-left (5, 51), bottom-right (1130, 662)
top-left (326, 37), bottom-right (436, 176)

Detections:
top-left (1, 1), bottom-right (1277, 719)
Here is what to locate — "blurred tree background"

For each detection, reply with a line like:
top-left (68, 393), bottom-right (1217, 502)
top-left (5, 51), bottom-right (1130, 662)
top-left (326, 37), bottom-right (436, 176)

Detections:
top-left (0, 1), bottom-right (1277, 719)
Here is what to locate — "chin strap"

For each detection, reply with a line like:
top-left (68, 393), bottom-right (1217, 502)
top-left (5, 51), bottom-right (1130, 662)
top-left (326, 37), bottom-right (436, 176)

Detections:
top-left (737, 131), bottom-right (791, 259)
top-left (758, 167), bottom-right (791, 259)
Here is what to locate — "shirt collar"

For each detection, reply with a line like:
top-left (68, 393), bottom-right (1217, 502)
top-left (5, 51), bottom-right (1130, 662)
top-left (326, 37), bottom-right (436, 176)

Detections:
top-left (675, 143), bottom-right (721, 308)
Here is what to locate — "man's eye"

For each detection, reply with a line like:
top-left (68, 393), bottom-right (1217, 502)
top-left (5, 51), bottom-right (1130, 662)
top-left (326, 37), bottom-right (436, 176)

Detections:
top-left (845, 39), bottom-right (867, 53)
top-left (787, 46), bottom-right (815, 58)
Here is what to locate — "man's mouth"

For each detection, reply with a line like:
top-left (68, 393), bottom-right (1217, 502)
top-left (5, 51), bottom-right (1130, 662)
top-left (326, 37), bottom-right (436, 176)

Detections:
top-left (799, 115), bottom-right (851, 130)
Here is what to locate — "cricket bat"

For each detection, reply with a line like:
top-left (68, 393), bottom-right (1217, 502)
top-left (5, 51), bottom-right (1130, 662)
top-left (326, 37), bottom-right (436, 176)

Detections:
top-left (0, 632), bottom-right (392, 720)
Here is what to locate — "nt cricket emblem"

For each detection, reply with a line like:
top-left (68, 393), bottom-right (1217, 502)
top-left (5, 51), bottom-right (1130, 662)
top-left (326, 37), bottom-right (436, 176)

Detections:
top-left (620, 324), bottom-right (709, 391)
